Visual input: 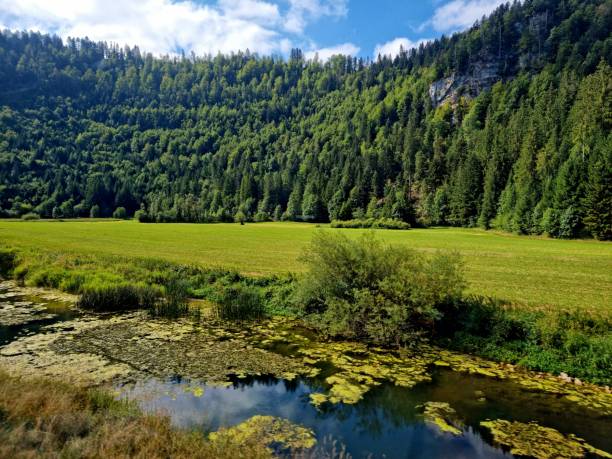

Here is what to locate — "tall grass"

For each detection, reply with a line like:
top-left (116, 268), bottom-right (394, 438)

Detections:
top-left (77, 282), bottom-right (161, 312)
top-left (154, 277), bottom-right (190, 317)
top-left (213, 284), bottom-right (265, 321)
top-left (437, 297), bottom-right (612, 385)
top-left (0, 247), bottom-right (17, 277)
top-left (0, 369), bottom-right (273, 459)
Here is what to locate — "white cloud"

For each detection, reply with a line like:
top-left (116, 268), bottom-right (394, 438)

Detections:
top-left (305, 42), bottom-right (359, 61)
top-left (0, 0), bottom-right (347, 56)
top-left (374, 37), bottom-right (431, 58)
top-left (218, 0), bottom-right (281, 24)
top-left (284, 0), bottom-right (348, 34)
top-left (429, 0), bottom-right (508, 32)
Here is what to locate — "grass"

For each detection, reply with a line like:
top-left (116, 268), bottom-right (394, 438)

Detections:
top-left (0, 220), bottom-right (610, 312)
top-left (0, 369), bottom-right (272, 459)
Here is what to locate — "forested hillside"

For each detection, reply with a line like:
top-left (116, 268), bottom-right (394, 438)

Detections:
top-left (0, 0), bottom-right (610, 239)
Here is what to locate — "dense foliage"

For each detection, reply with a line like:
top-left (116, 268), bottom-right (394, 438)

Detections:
top-left (295, 232), bottom-right (465, 344)
top-left (329, 218), bottom-right (410, 230)
top-left (0, 0), bottom-right (610, 238)
top-left (438, 298), bottom-right (612, 385)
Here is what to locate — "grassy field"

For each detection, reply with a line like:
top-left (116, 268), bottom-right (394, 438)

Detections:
top-left (0, 220), bottom-right (610, 312)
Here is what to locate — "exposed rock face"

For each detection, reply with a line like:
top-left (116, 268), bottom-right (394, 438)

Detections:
top-left (429, 60), bottom-right (501, 107)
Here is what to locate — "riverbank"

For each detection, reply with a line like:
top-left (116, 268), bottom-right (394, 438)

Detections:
top-left (1, 237), bottom-right (610, 386)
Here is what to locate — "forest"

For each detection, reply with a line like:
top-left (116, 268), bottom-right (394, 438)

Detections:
top-left (0, 0), bottom-right (610, 239)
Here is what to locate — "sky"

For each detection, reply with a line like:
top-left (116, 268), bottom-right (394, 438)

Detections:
top-left (0, 0), bottom-right (510, 60)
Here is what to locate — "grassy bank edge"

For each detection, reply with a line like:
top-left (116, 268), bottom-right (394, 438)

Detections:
top-left (0, 369), bottom-right (282, 458)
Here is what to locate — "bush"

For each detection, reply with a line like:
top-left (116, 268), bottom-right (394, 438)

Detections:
top-left (330, 218), bottom-right (410, 230)
top-left (134, 209), bottom-right (150, 222)
top-left (90, 205), bottom-right (101, 218)
top-left (295, 231), bottom-right (464, 345)
top-left (213, 284), bottom-right (265, 321)
top-left (112, 207), bottom-right (127, 219)
top-left (78, 282), bottom-right (161, 312)
top-left (21, 212), bottom-right (40, 221)
top-left (234, 210), bottom-right (247, 225)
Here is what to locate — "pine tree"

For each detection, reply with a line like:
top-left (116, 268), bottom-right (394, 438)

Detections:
top-left (583, 156), bottom-right (612, 240)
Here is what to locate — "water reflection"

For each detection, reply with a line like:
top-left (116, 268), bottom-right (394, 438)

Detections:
top-left (119, 374), bottom-right (513, 459)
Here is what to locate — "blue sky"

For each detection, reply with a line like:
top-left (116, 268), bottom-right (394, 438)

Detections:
top-left (0, 0), bottom-right (508, 59)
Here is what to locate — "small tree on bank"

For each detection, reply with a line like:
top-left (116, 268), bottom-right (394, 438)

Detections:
top-left (295, 231), bottom-right (465, 345)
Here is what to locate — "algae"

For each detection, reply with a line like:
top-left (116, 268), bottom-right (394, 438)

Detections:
top-left (0, 281), bottom-right (75, 327)
top-left (421, 402), bottom-right (463, 436)
top-left (1, 284), bottom-right (610, 421)
top-left (0, 300), bottom-right (56, 326)
top-left (480, 419), bottom-right (612, 459)
top-left (209, 415), bottom-right (316, 453)
top-left (427, 347), bottom-right (612, 416)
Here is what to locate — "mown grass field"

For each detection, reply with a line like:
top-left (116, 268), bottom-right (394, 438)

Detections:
top-left (0, 220), bottom-right (610, 312)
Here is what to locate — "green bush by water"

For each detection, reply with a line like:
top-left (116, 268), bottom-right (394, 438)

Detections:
top-left (295, 231), bottom-right (464, 345)
top-left (437, 297), bottom-right (612, 385)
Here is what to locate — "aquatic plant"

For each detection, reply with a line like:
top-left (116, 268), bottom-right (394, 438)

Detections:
top-left (209, 415), bottom-right (316, 453)
top-left (480, 419), bottom-right (612, 459)
top-left (421, 402), bottom-right (463, 436)
top-left (77, 282), bottom-right (161, 312)
top-left (152, 277), bottom-right (190, 317)
top-left (213, 283), bottom-right (265, 321)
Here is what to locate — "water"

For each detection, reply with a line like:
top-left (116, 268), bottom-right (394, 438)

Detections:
top-left (0, 284), bottom-right (79, 346)
top-left (2, 286), bottom-right (610, 458)
top-left (119, 370), bottom-right (612, 459)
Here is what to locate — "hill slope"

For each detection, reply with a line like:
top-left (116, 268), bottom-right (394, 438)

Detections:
top-left (0, 0), bottom-right (610, 238)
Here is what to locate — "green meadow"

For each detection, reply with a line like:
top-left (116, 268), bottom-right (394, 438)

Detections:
top-left (0, 220), bottom-right (610, 312)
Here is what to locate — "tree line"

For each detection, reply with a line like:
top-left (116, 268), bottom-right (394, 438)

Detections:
top-left (0, 0), bottom-right (610, 239)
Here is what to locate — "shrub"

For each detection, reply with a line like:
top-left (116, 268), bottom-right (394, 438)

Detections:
top-left (90, 205), bottom-right (101, 218)
top-left (295, 231), bottom-right (464, 345)
top-left (213, 284), bottom-right (265, 321)
top-left (21, 212), bottom-right (40, 221)
top-left (78, 282), bottom-right (161, 312)
top-left (437, 298), bottom-right (612, 385)
top-left (134, 209), bottom-right (150, 222)
top-left (234, 210), bottom-right (247, 225)
top-left (330, 218), bottom-right (410, 230)
top-left (112, 207), bottom-right (127, 219)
